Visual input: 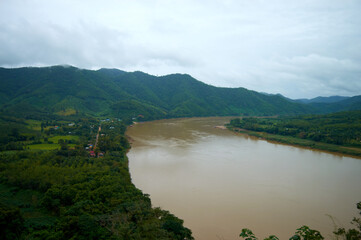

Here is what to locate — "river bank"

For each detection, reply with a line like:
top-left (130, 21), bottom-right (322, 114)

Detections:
top-left (227, 126), bottom-right (361, 159)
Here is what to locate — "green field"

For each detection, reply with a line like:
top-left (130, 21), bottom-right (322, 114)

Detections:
top-left (27, 144), bottom-right (60, 150)
top-left (56, 108), bottom-right (77, 116)
top-left (25, 119), bottom-right (42, 130)
top-left (27, 143), bottom-right (76, 150)
top-left (48, 135), bottom-right (79, 142)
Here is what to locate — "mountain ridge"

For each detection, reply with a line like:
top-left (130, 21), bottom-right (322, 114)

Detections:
top-left (295, 96), bottom-right (350, 104)
top-left (0, 66), bottom-right (359, 120)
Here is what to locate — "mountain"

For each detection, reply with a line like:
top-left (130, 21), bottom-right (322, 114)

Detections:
top-left (307, 95), bottom-right (361, 113)
top-left (295, 96), bottom-right (350, 104)
top-left (0, 66), bottom-right (318, 120)
top-left (291, 95), bottom-right (361, 113)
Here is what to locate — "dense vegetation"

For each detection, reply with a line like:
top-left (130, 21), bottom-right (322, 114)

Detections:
top-left (0, 66), bottom-right (321, 121)
top-left (228, 110), bottom-right (361, 157)
top-left (306, 96), bottom-right (361, 114)
top-left (0, 116), bottom-right (193, 239)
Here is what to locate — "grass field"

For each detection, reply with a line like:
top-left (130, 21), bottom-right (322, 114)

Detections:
top-left (56, 108), bottom-right (76, 116)
top-left (27, 143), bottom-right (76, 150)
top-left (48, 135), bottom-right (79, 142)
top-left (25, 120), bottom-right (63, 131)
top-left (27, 144), bottom-right (60, 150)
top-left (25, 119), bottom-right (42, 130)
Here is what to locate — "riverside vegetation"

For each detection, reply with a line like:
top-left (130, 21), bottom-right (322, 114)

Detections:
top-left (0, 114), bottom-right (193, 239)
top-left (227, 110), bottom-right (361, 158)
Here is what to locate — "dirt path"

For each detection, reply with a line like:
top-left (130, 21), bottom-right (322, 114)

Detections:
top-left (94, 125), bottom-right (101, 149)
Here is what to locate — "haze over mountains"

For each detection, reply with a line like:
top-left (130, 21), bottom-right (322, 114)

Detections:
top-left (295, 96), bottom-right (350, 104)
top-left (0, 66), bottom-right (360, 120)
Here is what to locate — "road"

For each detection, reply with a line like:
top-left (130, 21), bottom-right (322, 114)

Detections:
top-left (94, 125), bottom-right (101, 149)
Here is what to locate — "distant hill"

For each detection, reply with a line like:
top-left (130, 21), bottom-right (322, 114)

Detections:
top-left (307, 95), bottom-right (361, 113)
top-left (295, 96), bottom-right (350, 104)
top-left (290, 95), bottom-right (361, 113)
top-left (0, 65), bottom-right (341, 120)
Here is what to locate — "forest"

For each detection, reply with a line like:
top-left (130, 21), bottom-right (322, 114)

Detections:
top-left (0, 115), bottom-right (193, 239)
top-left (228, 110), bottom-right (361, 157)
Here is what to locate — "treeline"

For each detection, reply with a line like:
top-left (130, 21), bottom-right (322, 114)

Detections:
top-left (0, 118), bottom-right (193, 239)
top-left (229, 110), bottom-right (361, 147)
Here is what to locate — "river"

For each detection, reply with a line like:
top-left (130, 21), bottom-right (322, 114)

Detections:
top-left (126, 117), bottom-right (361, 240)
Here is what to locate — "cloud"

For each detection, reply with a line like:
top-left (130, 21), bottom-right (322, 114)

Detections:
top-left (255, 55), bottom-right (361, 98)
top-left (0, 0), bottom-right (361, 98)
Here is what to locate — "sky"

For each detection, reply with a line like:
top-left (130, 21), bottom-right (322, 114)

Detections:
top-left (1, 0), bottom-right (361, 99)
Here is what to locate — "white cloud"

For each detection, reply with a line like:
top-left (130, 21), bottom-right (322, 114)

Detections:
top-left (252, 55), bottom-right (361, 98)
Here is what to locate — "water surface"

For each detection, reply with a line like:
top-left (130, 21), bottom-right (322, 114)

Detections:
top-left (127, 117), bottom-right (361, 240)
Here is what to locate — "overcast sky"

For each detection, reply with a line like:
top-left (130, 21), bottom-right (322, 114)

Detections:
top-left (1, 0), bottom-right (361, 98)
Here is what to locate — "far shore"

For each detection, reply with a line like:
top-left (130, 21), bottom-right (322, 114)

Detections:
top-left (228, 127), bottom-right (361, 159)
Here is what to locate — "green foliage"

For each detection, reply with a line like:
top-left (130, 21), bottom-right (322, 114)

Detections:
top-left (0, 203), bottom-right (24, 240)
top-left (0, 66), bottom-right (316, 120)
top-left (289, 226), bottom-right (324, 240)
top-left (239, 229), bottom-right (279, 240)
top-left (265, 236), bottom-right (279, 240)
top-left (333, 202), bottom-right (361, 240)
top-left (240, 228), bottom-right (257, 240)
top-left (228, 111), bottom-right (361, 156)
top-left (240, 226), bottom-right (323, 240)
top-left (0, 117), bottom-right (194, 239)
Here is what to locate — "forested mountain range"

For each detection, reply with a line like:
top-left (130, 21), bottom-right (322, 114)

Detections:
top-left (295, 95), bottom-right (350, 104)
top-left (0, 66), bottom-right (359, 120)
top-left (306, 95), bottom-right (361, 113)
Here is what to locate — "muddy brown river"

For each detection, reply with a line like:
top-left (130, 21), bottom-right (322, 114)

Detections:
top-left (126, 117), bottom-right (361, 240)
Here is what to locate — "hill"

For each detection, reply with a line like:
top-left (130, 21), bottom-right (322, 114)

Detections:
top-left (292, 95), bottom-right (361, 113)
top-left (0, 66), bottom-right (315, 120)
top-left (295, 96), bottom-right (350, 104)
top-left (301, 96), bottom-right (361, 114)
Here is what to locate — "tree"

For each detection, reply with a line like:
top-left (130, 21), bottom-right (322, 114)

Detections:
top-left (239, 226), bottom-right (323, 240)
top-left (334, 202), bottom-right (361, 240)
top-left (0, 204), bottom-right (24, 240)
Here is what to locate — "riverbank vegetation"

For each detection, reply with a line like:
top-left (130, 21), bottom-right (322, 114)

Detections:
top-left (0, 115), bottom-right (193, 239)
top-left (227, 110), bottom-right (361, 157)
